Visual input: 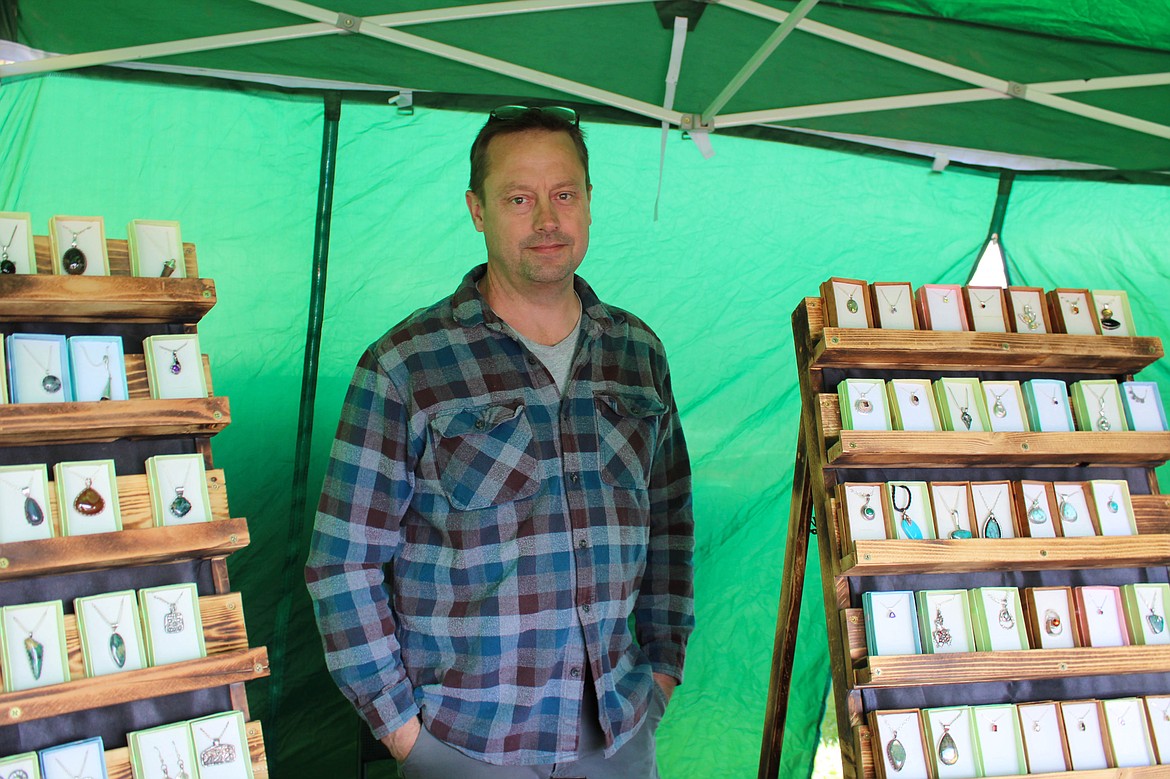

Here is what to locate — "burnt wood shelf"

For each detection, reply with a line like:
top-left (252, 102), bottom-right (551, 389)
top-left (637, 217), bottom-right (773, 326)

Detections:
top-left (0, 396), bottom-right (229, 446)
top-left (0, 275), bottom-right (215, 324)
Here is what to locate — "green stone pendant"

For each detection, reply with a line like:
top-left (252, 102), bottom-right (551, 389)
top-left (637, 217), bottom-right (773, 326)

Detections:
top-left (983, 514), bottom-right (1002, 539)
top-left (1060, 499), bottom-right (1078, 522)
top-left (24, 635), bottom-right (44, 679)
top-left (938, 730), bottom-right (959, 766)
top-left (886, 736), bottom-right (907, 771)
top-left (960, 409), bottom-right (973, 430)
top-left (169, 488), bottom-right (193, 518)
top-left (1148, 611), bottom-right (1166, 635)
top-left (847, 297), bottom-right (859, 313)
top-left (22, 488), bottom-right (44, 527)
top-left (109, 630), bottom-right (126, 668)
top-left (862, 505), bottom-right (876, 520)
top-left (62, 246), bottom-right (87, 275)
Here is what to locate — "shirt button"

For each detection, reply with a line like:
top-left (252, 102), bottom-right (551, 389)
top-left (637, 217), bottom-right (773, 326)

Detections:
top-left (526, 355), bottom-right (538, 365)
top-left (577, 538), bottom-right (587, 549)
top-left (474, 419), bottom-right (485, 430)
top-left (582, 603), bottom-right (591, 613)
top-left (569, 473), bottom-right (579, 483)
top-left (570, 667), bottom-right (581, 679)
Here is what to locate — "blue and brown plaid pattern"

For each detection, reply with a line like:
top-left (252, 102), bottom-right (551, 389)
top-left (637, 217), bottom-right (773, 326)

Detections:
top-left (305, 265), bottom-right (694, 765)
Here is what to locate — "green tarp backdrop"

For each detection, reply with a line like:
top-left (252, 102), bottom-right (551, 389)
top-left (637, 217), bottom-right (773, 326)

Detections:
top-left (2, 71), bottom-right (1169, 778)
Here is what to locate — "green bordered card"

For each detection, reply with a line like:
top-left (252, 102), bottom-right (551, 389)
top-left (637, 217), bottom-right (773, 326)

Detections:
top-left (971, 703), bottom-right (1026, 777)
top-left (189, 710), bottom-right (254, 779)
top-left (54, 459), bottom-right (121, 536)
top-left (146, 453), bottom-right (213, 526)
top-left (968, 587), bottom-right (1029, 651)
top-left (143, 333), bottom-right (208, 400)
top-left (129, 720), bottom-right (198, 779)
top-left (0, 600), bottom-right (70, 692)
top-left (139, 583), bottom-right (207, 665)
top-left (74, 590), bottom-right (147, 676)
top-left (0, 752), bottom-right (41, 779)
top-left (917, 589), bottom-right (974, 654)
top-left (0, 463), bottom-right (54, 544)
top-left (922, 706), bottom-right (978, 778)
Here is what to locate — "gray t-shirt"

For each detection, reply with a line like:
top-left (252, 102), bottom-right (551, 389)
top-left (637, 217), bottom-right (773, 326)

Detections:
top-left (515, 320), bottom-right (581, 395)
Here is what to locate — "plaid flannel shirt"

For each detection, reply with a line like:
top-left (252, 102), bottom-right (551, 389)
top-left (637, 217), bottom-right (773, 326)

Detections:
top-left (305, 265), bottom-right (694, 765)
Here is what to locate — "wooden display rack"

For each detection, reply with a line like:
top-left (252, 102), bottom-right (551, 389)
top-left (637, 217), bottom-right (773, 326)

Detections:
top-left (0, 238), bottom-right (268, 773)
top-left (759, 296), bottom-right (1170, 779)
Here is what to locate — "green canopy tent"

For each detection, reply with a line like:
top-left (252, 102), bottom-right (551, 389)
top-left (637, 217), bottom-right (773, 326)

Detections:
top-left (2, 3), bottom-right (1169, 778)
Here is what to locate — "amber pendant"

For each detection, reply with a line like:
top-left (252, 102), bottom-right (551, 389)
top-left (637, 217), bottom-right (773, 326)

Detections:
top-left (854, 398), bottom-right (873, 414)
top-left (1044, 608), bottom-right (1063, 635)
top-left (73, 479), bottom-right (105, 516)
top-left (22, 488), bottom-right (44, 526)
top-left (62, 246), bottom-right (87, 275)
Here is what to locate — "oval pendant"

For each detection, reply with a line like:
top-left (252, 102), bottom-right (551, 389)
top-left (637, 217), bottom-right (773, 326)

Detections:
top-left (854, 398), bottom-right (873, 414)
top-left (41, 374), bottom-right (61, 393)
top-left (0, 258), bottom-right (14, 274)
top-left (949, 529), bottom-right (973, 540)
top-left (900, 516), bottom-right (923, 540)
top-left (23, 494), bottom-right (45, 527)
top-left (886, 736), bottom-right (907, 771)
top-left (109, 630), bottom-right (127, 668)
top-left (1108, 499), bottom-right (1120, 514)
top-left (983, 515), bottom-right (1002, 539)
top-left (1097, 415), bottom-right (1111, 431)
top-left (909, 393), bottom-right (920, 406)
top-left (862, 505), bottom-right (876, 521)
top-left (62, 246), bottom-right (87, 275)
top-left (73, 484), bottom-right (105, 516)
top-left (1060, 500), bottom-right (1078, 522)
top-left (993, 400), bottom-right (1007, 418)
top-left (846, 298), bottom-right (859, 314)
top-left (998, 607), bottom-right (1015, 630)
top-left (1027, 505), bottom-right (1047, 525)
top-left (1044, 609), bottom-right (1063, 635)
top-left (937, 730), bottom-right (959, 766)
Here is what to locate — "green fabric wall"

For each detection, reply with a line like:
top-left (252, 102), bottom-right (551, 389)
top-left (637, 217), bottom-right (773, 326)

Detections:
top-left (2, 72), bottom-right (1167, 778)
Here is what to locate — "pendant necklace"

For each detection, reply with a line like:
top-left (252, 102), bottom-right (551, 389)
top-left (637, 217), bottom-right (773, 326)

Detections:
top-left (0, 473), bottom-right (46, 527)
top-left (976, 489), bottom-right (1003, 539)
top-left (935, 710), bottom-right (962, 766)
top-left (837, 283), bottom-right (860, 314)
top-left (1139, 589), bottom-right (1166, 635)
top-left (891, 485), bottom-right (922, 540)
top-left (1091, 592), bottom-right (1110, 616)
top-left (143, 227), bottom-right (179, 278)
top-left (988, 387), bottom-right (1010, 419)
top-left (852, 382), bottom-right (879, 415)
top-left (1044, 608), bottom-right (1063, 635)
top-left (10, 608), bottom-right (49, 680)
top-left (6, 768), bottom-right (31, 779)
top-left (78, 343), bottom-right (114, 401)
top-left (1062, 295), bottom-right (1081, 316)
top-left (1128, 386), bottom-right (1148, 405)
top-left (1017, 303), bottom-right (1040, 331)
top-left (1027, 708), bottom-right (1051, 733)
top-left (1026, 492), bottom-right (1048, 525)
top-left (1087, 385), bottom-right (1113, 431)
top-left (850, 486), bottom-right (877, 521)
top-left (929, 287), bottom-right (953, 305)
top-left (1155, 699), bottom-right (1170, 723)
top-left (59, 223), bottom-right (94, 275)
top-left (1104, 489), bottom-right (1121, 514)
top-left (1057, 491), bottom-right (1079, 523)
top-left (1098, 296), bottom-right (1121, 331)
top-left (0, 224), bottom-right (18, 274)
top-left (971, 290), bottom-right (995, 310)
top-left (988, 591), bottom-right (1015, 629)
top-left (198, 721), bottom-right (239, 766)
top-left (54, 752), bottom-right (94, 779)
top-left (154, 744), bottom-right (191, 779)
top-left (153, 592), bottom-right (187, 634)
top-left (161, 459), bottom-right (197, 519)
top-left (878, 286), bottom-right (903, 314)
top-left (932, 596), bottom-right (954, 648)
top-left (984, 711), bottom-right (1008, 733)
top-left (876, 596), bottom-right (901, 620)
top-left (155, 340), bottom-right (191, 376)
top-left (18, 341), bottom-right (63, 394)
top-left (946, 386), bottom-right (974, 430)
top-left (938, 488), bottom-right (972, 539)
top-left (1044, 386), bottom-right (1063, 407)
top-left (89, 596), bottom-right (129, 668)
top-left (897, 383), bottom-right (922, 407)
top-left (70, 466), bottom-right (107, 517)
top-left (1073, 707), bottom-right (1093, 732)
top-left (1115, 703), bottom-right (1135, 727)
top-left (884, 712), bottom-right (914, 771)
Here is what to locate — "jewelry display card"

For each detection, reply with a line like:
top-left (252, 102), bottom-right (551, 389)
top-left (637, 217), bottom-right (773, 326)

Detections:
top-left (1059, 700), bottom-right (1109, 770)
top-left (839, 378), bottom-right (890, 431)
top-left (840, 482), bottom-right (889, 543)
top-left (1121, 381), bottom-right (1168, 431)
top-left (969, 481), bottom-right (1016, 539)
top-left (922, 706), bottom-right (977, 778)
top-left (128, 219), bottom-right (186, 278)
top-left (862, 590), bottom-right (922, 657)
top-left (821, 277), bottom-right (873, 329)
top-left (1076, 585), bottom-right (1129, 648)
top-left (1121, 583), bottom-right (1170, 646)
top-left (7, 333), bottom-right (72, 404)
top-left (1017, 702), bottom-right (1070, 773)
top-left (1102, 697), bottom-right (1157, 768)
top-left (129, 720), bottom-right (199, 779)
top-left (1072, 379), bottom-right (1127, 432)
top-left (969, 587), bottom-right (1029, 651)
top-left (963, 286), bottom-right (1010, 333)
top-left (1089, 479), bottom-right (1137, 536)
top-left (1143, 696), bottom-right (1170, 764)
top-left (147, 453), bottom-right (212, 527)
top-left (917, 589), bottom-right (974, 654)
top-left (1091, 289), bottom-right (1136, 336)
top-left (1006, 286), bottom-right (1051, 334)
top-left (885, 481), bottom-right (935, 540)
top-left (67, 335), bottom-right (129, 402)
top-left (1015, 481), bottom-right (1058, 539)
top-left (0, 600), bottom-right (70, 692)
top-left (48, 215), bottom-right (109, 276)
top-left (1051, 481), bottom-right (1098, 538)
top-left (0, 752), bottom-right (41, 779)
top-left (971, 703), bottom-right (1026, 777)
top-left (870, 709), bottom-right (930, 779)
top-left (916, 284), bottom-right (967, 332)
top-left (933, 377), bottom-right (989, 432)
top-left (1022, 378), bottom-right (1075, 432)
top-left (871, 282), bottom-right (917, 331)
top-left (54, 459), bottom-right (121, 536)
top-left (1048, 288), bottom-right (1100, 335)
top-left (139, 583), bottom-right (207, 665)
top-left (929, 481), bottom-right (974, 540)
top-left (0, 344), bottom-right (7, 405)
top-left (0, 463), bottom-right (54, 543)
top-left (981, 380), bottom-right (1029, 433)
top-left (74, 590), bottom-right (147, 676)
top-left (189, 710), bottom-right (254, 779)
top-left (887, 379), bottom-right (941, 432)
top-left (143, 334), bottom-right (208, 400)
top-left (0, 211), bottom-right (37, 274)
top-left (40, 738), bottom-right (107, 779)
top-left (1024, 586), bottom-right (1079, 650)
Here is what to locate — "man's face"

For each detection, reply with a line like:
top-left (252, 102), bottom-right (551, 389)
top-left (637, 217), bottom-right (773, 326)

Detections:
top-left (466, 129), bottom-right (592, 290)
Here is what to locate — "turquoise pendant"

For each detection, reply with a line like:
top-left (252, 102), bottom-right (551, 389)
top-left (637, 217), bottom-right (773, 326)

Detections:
top-left (24, 635), bottom-right (43, 679)
top-left (887, 736), bottom-right (907, 771)
top-left (1148, 611), bottom-right (1166, 635)
top-left (938, 730), bottom-right (959, 766)
top-left (983, 514), bottom-right (1002, 539)
top-left (1060, 499), bottom-right (1078, 522)
top-left (1027, 504), bottom-right (1047, 524)
top-left (109, 630), bottom-right (126, 668)
top-left (960, 409), bottom-right (973, 430)
top-left (22, 488), bottom-right (44, 527)
top-left (1108, 498), bottom-right (1120, 514)
top-left (949, 529), bottom-right (973, 539)
top-left (169, 488), bottom-right (193, 518)
top-left (900, 515), bottom-right (923, 540)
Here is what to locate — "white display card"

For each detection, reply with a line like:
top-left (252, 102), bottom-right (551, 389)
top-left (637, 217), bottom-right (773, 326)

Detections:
top-left (889, 379), bottom-right (940, 431)
top-left (924, 707), bottom-right (977, 778)
top-left (929, 482), bottom-right (974, 540)
top-left (1017, 702), bottom-right (1070, 774)
top-left (68, 335), bottom-right (129, 402)
top-left (887, 481), bottom-right (934, 540)
top-left (1122, 381), bottom-right (1168, 431)
top-left (0, 463), bottom-right (54, 543)
top-left (922, 590), bottom-right (974, 654)
top-left (0, 212), bottom-right (37, 274)
top-left (966, 286), bottom-right (1009, 333)
top-left (936, 377), bottom-right (987, 432)
top-left (55, 459), bottom-right (121, 536)
top-left (7, 333), bottom-right (71, 404)
top-left (1025, 378), bottom-right (1075, 432)
top-left (189, 710), bottom-right (254, 779)
top-left (1054, 290), bottom-right (1098, 335)
top-left (40, 738), bottom-right (107, 779)
top-left (981, 380), bottom-right (1028, 432)
top-left (1143, 696), bottom-right (1170, 764)
top-left (1052, 482), bottom-right (1095, 538)
top-left (977, 587), bottom-right (1028, 651)
top-left (48, 215), bottom-right (109, 276)
top-left (969, 481), bottom-right (1016, 539)
top-left (1091, 289), bottom-right (1135, 336)
top-left (129, 721), bottom-right (199, 779)
top-left (1008, 288), bottom-right (1049, 333)
top-left (1020, 481), bottom-right (1057, 539)
top-left (1089, 479), bottom-right (1137, 536)
top-left (75, 590), bottom-right (147, 676)
top-left (872, 283), bottom-right (915, 330)
top-left (865, 591), bottom-right (920, 656)
top-left (0, 600), bottom-right (69, 692)
top-left (1077, 379), bottom-right (1127, 432)
top-left (972, 704), bottom-right (1025, 777)
top-left (873, 710), bottom-right (929, 779)
top-left (831, 279), bottom-right (870, 329)
top-left (1103, 697), bottom-right (1156, 768)
top-left (149, 453), bottom-right (212, 526)
top-left (1059, 701), bottom-right (1109, 770)
top-left (129, 219), bottom-right (186, 278)
top-left (1078, 585), bottom-right (1128, 647)
top-left (1128, 583), bottom-right (1170, 646)
top-left (844, 378), bottom-right (890, 431)
top-left (921, 285), bottom-right (966, 331)
top-left (145, 334), bottom-right (208, 399)
top-left (843, 482), bottom-right (888, 542)
top-left (0, 752), bottom-right (41, 779)
top-left (140, 583), bottom-right (206, 665)
top-left (1029, 587), bottom-right (1077, 650)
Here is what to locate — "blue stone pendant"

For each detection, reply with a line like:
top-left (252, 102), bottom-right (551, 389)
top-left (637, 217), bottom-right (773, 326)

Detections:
top-left (983, 514), bottom-right (1002, 539)
top-left (949, 529), bottom-right (973, 539)
top-left (1148, 611), bottom-right (1166, 635)
top-left (1060, 499), bottom-right (1078, 522)
top-left (900, 515), bottom-right (923, 540)
top-left (1108, 498), bottom-right (1120, 514)
top-left (1027, 503), bottom-right (1047, 525)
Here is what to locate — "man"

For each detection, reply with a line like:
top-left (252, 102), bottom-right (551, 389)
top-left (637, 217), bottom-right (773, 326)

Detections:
top-left (306, 106), bottom-right (694, 778)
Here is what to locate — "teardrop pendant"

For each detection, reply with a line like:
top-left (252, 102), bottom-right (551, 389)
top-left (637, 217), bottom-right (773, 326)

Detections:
top-left (73, 479), bottom-right (105, 516)
top-left (886, 735), bottom-right (907, 771)
top-left (983, 514), bottom-right (1002, 539)
top-left (1027, 501), bottom-right (1047, 525)
top-left (24, 635), bottom-right (44, 679)
top-left (1060, 499), bottom-right (1078, 522)
top-left (62, 245), bottom-right (87, 275)
top-left (1148, 611), bottom-right (1166, 635)
top-left (937, 730), bottom-right (959, 766)
top-left (22, 488), bottom-right (44, 527)
top-left (960, 409), bottom-right (973, 430)
top-left (109, 630), bottom-right (126, 668)
top-left (993, 399), bottom-right (1007, 418)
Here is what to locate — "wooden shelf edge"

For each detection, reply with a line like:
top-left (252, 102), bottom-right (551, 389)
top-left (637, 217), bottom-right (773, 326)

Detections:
top-left (0, 396), bottom-right (230, 446)
top-left (0, 647), bottom-right (268, 725)
top-left (0, 275), bottom-right (216, 324)
top-left (105, 718), bottom-right (267, 779)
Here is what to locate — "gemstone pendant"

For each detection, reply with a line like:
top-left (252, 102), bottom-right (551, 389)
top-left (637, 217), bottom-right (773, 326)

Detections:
top-left (1101, 307), bottom-right (1120, 330)
top-left (21, 488), bottom-right (44, 526)
top-left (161, 259), bottom-right (177, 278)
top-left (960, 409), bottom-right (973, 430)
top-left (109, 630), bottom-right (126, 668)
top-left (993, 399), bottom-right (1007, 418)
top-left (938, 730), bottom-right (959, 765)
top-left (62, 246), bottom-right (87, 275)
top-left (24, 635), bottom-right (43, 679)
top-left (998, 605), bottom-right (1015, 630)
top-left (1148, 611), bottom-right (1166, 635)
top-left (1079, 721), bottom-right (1087, 732)
top-left (1097, 415), bottom-right (1111, 431)
top-left (1, 258), bottom-right (14, 274)
top-left (163, 603), bottom-right (185, 634)
top-left (855, 398), bottom-right (873, 414)
top-left (1071, 303), bottom-right (1080, 314)
top-left (909, 393), bottom-right (920, 406)
top-left (847, 298), bottom-right (859, 314)
top-left (73, 480), bottom-right (105, 516)
top-left (933, 609), bottom-right (952, 647)
top-left (1060, 499), bottom-right (1078, 522)
top-left (949, 529), bottom-right (973, 539)
top-left (1044, 609), bottom-right (1063, 635)
top-left (41, 374), bottom-right (61, 393)
top-left (8, 769), bottom-right (31, 779)
top-left (1027, 503), bottom-right (1047, 525)
top-left (1108, 499), bottom-right (1120, 514)
top-left (1022, 304), bottom-right (1039, 331)
top-left (900, 515), bottom-right (923, 540)
top-left (983, 514), bottom-right (1002, 539)
top-left (170, 352), bottom-right (183, 375)
top-left (100, 375), bottom-right (111, 402)
top-left (169, 488), bottom-right (193, 518)
top-left (886, 736), bottom-right (907, 771)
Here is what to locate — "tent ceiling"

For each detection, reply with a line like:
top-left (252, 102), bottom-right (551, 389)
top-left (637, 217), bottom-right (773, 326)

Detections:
top-left (5, 0), bottom-right (1170, 171)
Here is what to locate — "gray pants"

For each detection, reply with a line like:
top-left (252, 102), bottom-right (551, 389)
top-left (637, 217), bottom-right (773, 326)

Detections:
top-left (399, 688), bottom-right (665, 779)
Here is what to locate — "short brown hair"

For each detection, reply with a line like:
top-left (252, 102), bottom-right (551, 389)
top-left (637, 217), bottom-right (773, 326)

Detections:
top-left (469, 106), bottom-right (590, 200)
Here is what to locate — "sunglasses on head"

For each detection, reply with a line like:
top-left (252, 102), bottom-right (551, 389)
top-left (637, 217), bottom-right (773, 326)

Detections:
top-left (489, 104), bottom-right (580, 126)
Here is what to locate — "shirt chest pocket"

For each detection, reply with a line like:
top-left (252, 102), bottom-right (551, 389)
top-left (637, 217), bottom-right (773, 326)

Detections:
top-left (594, 389), bottom-right (667, 490)
top-left (428, 401), bottom-right (541, 511)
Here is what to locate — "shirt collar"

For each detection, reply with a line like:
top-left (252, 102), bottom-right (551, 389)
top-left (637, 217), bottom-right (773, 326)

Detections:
top-left (452, 263), bottom-right (620, 333)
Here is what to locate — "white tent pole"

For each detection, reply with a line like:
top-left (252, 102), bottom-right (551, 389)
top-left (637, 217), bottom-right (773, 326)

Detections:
top-left (720, 89), bottom-right (1003, 127)
top-left (367, 0), bottom-right (652, 26)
